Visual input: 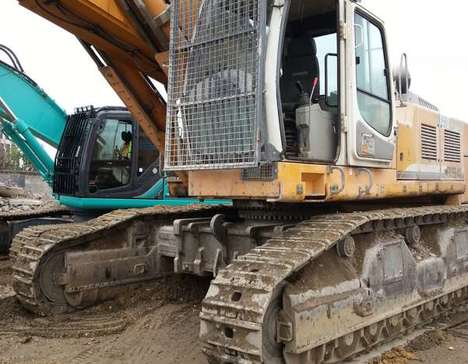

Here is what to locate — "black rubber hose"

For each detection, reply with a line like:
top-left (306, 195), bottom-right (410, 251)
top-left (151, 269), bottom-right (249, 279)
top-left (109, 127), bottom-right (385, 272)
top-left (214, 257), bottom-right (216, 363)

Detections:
top-left (0, 44), bottom-right (24, 72)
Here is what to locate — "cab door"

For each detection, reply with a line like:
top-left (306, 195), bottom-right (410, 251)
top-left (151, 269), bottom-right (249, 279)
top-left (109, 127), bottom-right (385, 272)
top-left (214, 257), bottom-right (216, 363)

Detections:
top-left (345, 2), bottom-right (395, 167)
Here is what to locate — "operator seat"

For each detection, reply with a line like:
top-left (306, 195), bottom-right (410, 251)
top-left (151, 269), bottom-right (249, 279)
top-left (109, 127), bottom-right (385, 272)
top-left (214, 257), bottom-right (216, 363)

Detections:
top-left (281, 36), bottom-right (320, 112)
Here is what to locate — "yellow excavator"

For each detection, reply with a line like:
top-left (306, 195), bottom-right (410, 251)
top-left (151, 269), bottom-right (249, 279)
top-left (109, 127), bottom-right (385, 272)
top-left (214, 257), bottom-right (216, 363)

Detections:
top-left (14, 1), bottom-right (468, 363)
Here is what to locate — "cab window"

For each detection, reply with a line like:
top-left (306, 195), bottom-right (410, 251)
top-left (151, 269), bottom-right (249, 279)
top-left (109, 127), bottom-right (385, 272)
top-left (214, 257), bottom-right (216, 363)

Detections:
top-left (89, 119), bottom-right (133, 192)
top-left (354, 13), bottom-right (392, 136)
top-left (137, 129), bottom-right (160, 177)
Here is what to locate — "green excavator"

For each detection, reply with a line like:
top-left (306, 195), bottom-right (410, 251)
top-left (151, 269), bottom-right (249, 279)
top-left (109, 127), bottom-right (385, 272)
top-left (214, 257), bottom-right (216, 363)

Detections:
top-left (0, 44), bottom-right (227, 253)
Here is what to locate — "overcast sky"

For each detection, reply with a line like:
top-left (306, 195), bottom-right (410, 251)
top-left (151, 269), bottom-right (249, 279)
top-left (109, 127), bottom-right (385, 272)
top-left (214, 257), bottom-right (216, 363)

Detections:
top-left (1, 0), bottom-right (467, 121)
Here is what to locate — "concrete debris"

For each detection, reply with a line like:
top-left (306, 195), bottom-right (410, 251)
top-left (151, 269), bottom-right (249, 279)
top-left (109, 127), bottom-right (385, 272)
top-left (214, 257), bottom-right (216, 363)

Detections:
top-left (0, 196), bottom-right (57, 214)
top-left (0, 184), bottom-right (26, 199)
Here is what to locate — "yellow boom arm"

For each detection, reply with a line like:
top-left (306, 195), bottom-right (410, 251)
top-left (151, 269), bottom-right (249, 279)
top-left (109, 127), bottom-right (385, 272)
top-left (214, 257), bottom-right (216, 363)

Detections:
top-left (18, 0), bottom-right (187, 185)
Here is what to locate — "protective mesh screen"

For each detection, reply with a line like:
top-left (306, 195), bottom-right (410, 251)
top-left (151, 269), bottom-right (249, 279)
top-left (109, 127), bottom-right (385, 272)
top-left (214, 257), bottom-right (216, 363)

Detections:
top-left (165, 0), bottom-right (265, 170)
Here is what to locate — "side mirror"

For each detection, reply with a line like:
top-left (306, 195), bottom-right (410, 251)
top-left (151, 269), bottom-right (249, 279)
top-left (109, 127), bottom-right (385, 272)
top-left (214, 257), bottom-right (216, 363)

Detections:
top-left (325, 53), bottom-right (338, 107)
top-left (394, 53), bottom-right (411, 97)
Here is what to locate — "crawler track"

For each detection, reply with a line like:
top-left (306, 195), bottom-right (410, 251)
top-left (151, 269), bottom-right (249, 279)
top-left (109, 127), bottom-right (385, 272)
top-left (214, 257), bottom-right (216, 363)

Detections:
top-left (0, 204), bottom-right (69, 221)
top-left (11, 204), bottom-right (230, 315)
top-left (2, 204), bottom-right (71, 256)
top-left (11, 203), bottom-right (468, 363)
top-left (201, 205), bottom-right (468, 363)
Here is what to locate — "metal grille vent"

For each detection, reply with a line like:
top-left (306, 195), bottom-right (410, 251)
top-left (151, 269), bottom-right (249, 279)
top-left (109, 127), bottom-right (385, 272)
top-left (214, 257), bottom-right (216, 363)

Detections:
top-left (53, 111), bottom-right (92, 195)
top-left (241, 164), bottom-right (276, 181)
top-left (421, 124), bottom-right (438, 161)
top-left (165, 0), bottom-right (266, 170)
top-left (443, 129), bottom-right (461, 163)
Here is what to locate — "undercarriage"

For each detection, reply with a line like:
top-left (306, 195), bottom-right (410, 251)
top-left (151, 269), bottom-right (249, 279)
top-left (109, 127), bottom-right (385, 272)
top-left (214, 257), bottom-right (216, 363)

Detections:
top-left (9, 202), bottom-right (468, 363)
top-left (201, 205), bottom-right (468, 363)
top-left (12, 205), bottom-right (236, 314)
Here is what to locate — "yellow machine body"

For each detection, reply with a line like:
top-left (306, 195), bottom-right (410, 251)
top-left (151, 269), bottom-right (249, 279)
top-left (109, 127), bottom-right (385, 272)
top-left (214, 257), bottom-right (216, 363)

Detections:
top-left (189, 102), bottom-right (467, 203)
top-left (18, 0), bottom-right (468, 206)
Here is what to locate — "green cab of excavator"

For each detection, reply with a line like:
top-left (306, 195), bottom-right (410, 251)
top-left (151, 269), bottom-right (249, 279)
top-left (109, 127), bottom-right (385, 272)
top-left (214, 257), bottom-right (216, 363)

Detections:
top-left (54, 106), bottom-right (162, 199)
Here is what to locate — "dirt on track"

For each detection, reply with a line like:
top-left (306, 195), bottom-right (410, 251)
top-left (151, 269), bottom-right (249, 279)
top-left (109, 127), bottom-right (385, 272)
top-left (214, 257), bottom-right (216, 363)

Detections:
top-left (3, 257), bottom-right (468, 364)
top-left (0, 259), bottom-right (210, 364)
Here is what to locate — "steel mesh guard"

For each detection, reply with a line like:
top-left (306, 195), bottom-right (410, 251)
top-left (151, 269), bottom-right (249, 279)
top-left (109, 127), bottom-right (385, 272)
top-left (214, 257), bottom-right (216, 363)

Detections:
top-left (165, 0), bottom-right (266, 170)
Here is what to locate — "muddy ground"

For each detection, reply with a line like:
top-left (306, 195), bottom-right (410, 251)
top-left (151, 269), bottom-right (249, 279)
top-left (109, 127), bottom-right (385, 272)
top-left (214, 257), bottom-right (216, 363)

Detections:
top-left (0, 259), bottom-right (209, 364)
top-left (1, 258), bottom-right (468, 364)
top-left (377, 326), bottom-right (468, 364)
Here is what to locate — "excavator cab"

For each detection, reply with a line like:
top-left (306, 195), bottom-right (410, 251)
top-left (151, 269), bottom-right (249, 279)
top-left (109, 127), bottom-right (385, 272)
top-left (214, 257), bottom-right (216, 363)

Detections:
top-left (165, 0), bottom-right (395, 173)
top-left (164, 0), bottom-right (342, 170)
top-left (54, 107), bottom-right (161, 199)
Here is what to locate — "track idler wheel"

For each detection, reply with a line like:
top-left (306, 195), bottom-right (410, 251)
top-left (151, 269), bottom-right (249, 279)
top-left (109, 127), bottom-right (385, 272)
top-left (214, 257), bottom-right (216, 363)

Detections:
top-left (404, 307), bottom-right (420, 327)
top-left (38, 251), bottom-right (98, 314)
top-left (38, 252), bottom-right (70, 314)
top-left (335, 332), bottom-right (360, 360)
top-left (262, 292), bottom-right (285, 364)
top-left (363, 322), bottom-right (383, 346)
top-left (336, 236), bottom-right (355, 258)
top-left (405, 225), bottom-right (421, 246)
top-left (385, 314), bottom-right (403, 338)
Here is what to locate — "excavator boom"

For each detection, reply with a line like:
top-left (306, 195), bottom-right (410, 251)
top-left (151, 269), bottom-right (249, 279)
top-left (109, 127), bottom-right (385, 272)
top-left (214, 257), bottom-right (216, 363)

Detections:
top-left (19, 0), bottom-right (165, 80)
top-left (17, 0), bottom-right (186, 184)
top-left (0, 48), bottom-right (67, 183)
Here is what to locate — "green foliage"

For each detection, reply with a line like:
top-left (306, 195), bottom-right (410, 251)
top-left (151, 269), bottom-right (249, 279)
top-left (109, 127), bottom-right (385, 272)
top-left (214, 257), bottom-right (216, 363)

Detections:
top-left (0, 143), bottom-right (34, 171)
